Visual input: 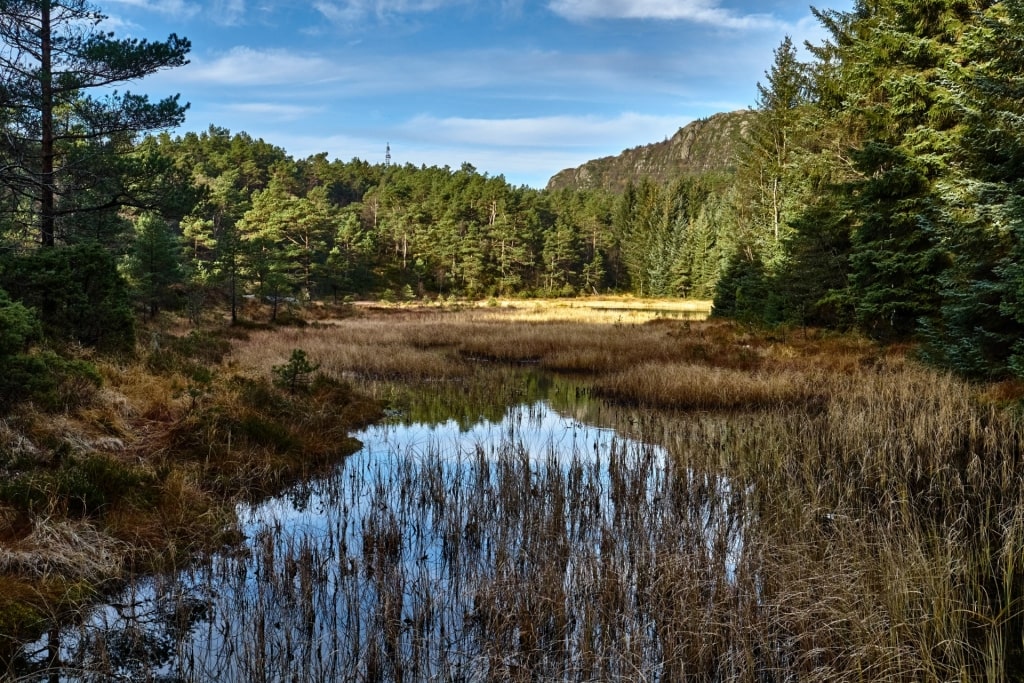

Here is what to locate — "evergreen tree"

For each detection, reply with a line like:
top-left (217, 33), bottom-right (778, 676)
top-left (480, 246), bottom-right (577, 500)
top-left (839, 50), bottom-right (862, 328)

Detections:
top-left (922, 0), bottom-right (1024, 377)
top-left (735, 36), bottom-right (808, 266)
top-left (0, 0), bottom-right (190, 246)
top-left (125, 213), bottom-right (183, 318)
top-left (847, 141), bottom-right (946, 339)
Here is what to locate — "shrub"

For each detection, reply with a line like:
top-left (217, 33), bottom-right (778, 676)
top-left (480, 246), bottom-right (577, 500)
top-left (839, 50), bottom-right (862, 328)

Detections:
top-left (0, 288), bottom-right (40, 357)
top-left (272, 349), bottom-right (320, 395)
top-left (0, 454), bottom-right (155, 517)
top-left (0, 243), bottom-right (135, 353)
top-left (0, 352), bottom-right (102, 411)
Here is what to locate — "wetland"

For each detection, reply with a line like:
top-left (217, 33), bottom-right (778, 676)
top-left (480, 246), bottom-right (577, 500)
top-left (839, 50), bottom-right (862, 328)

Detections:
top-left (7, 303), bottom-right (1024, 681)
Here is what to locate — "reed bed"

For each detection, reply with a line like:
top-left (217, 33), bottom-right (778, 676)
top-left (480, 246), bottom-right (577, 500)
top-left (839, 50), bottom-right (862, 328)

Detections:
top-left (592, 361), bottom-right (824, 411)
top-left (45, 360), bottom-right (1024, 681)
top-left (221, 307), bottom-right (1024, 681)
top-left (233, 306), bottom-right (869, 384)
top-left (14, 304), bottom-right (1024, 681)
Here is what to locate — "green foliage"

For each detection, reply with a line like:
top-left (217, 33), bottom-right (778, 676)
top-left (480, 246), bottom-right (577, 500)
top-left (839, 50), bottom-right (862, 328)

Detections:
top-left (0, 454), bottom-right (155, 517)
top-left (0, 0), bottom-right (190, 245)
top-left (272, 349), bottom-right (320, 395)
top-left (0, 288), bottom-right (40, 357)
top-left (0, 351), bottom-right (102, 411)
top-left (234, 414), bottom-right (299, 453)
top-left (847, 142), bottom-right (945, 340)
top-left (712, 251), bottom-right (769, 322)
top-left (145, 330), bottom-right (231, 384)
top-left (124, 213), bottom-right (185, 317)
top-left (0, 243), bottom-right (135, 353)
top-left (0, 280), bottom-right (105, 411)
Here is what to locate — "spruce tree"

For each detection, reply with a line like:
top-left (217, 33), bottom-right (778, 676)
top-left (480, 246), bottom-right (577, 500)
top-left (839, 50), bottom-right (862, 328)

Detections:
top-left (922, 0), bottom-right (1024, 377)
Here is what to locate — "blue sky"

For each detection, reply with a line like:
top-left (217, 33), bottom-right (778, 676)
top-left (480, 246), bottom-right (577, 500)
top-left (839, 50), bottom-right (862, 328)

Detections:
top-left (103, 0), bottom-right (851, 188)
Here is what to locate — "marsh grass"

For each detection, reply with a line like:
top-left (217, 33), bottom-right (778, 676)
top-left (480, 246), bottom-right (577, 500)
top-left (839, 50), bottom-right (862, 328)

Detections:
top-left (217, 306), bottom-right (1024, 681)
top-left (0, 323), bottom-right (382, 673)
top-left (10, 303), bottom-right (1024, 681)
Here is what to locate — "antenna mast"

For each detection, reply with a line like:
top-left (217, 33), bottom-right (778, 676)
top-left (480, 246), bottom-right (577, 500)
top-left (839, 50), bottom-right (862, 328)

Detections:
top-left (385, 142), bottom-right (391, 168)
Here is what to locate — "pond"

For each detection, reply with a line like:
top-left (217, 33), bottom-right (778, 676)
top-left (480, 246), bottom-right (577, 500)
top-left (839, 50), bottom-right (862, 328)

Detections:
top-left (22, 376), bottom-right (744, 682)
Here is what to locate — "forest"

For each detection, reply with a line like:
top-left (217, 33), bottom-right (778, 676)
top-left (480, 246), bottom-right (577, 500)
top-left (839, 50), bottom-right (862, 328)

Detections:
top-left (3, 0), bottom-right (1024, 380)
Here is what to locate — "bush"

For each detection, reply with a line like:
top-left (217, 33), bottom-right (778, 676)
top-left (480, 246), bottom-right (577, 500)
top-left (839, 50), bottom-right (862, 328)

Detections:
top-left (0, 243), bottom-right (135, 353)
top-left (146, 330), bottom-right (231, 382)
top-left (272, 349), bottom-right (320, 394)
top-left (0, 288), bottom-right (40, 357)
top-left (0, 454), bottom-right (155, 517)
top-left (0, 352), bottom-right (102, 411)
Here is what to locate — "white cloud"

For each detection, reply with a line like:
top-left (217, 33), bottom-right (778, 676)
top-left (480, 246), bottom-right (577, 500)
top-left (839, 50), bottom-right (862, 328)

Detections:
top-left (104, 0), bottom-right (202, 20)
top-left (211, 0), bottom-right (247, 25)
top-left (314, 0), bottom-right (463, 25)
top-left (107, 0), bottom-right (251, 26)
top-left (219, 102), bottom-right (326, 121)
top-left (401, 112), bottom-right (686, 148)
top-left (548, 0), bottom-right (783, 30)
top-left (181, 47), bottom-right (338, 86)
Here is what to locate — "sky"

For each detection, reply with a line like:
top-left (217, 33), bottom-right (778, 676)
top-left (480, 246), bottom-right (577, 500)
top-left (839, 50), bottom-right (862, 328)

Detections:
top-left (102, 0), bottom-right (852, 188)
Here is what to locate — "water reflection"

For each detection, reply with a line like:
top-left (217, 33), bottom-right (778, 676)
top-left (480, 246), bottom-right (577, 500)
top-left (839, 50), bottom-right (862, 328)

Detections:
top-left (24, 387), bottom-right (743, 682)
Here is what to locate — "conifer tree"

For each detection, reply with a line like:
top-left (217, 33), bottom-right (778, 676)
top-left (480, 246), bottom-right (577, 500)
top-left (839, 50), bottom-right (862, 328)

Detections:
top-left (125, 213), bottom-right (183, 318)
top-left (0, 0), bottom-right (190, 246)
top-left (922, 0), bottom-right (1024, 376)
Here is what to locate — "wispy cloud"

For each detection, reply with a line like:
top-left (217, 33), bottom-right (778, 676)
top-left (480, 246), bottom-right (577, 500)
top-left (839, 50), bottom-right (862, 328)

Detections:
top-left (107, 0), bottom-right (249, 25)
top-left (210, 0), bottom-right (247, 25)
top-left (218, 102), bottom-right (327, 121)
top-left (548, 0), bottom-right (783, 30)
top-left (401, 112), bottom-right (686, 148)
top-left (181, 47), bottom-right (338, 86)
top-left (313, 0), bottom-right (464, 25)
top-left (104, 0), bottom-right (202, 20)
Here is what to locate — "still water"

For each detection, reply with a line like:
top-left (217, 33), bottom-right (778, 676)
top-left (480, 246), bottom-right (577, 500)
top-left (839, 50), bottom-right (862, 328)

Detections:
top-left (25, 382), bottom-right (742, 682)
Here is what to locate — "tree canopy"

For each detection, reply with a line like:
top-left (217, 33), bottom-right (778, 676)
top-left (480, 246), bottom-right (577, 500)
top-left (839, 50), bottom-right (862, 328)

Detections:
top-left (0, 0), bottom-right (190, 246)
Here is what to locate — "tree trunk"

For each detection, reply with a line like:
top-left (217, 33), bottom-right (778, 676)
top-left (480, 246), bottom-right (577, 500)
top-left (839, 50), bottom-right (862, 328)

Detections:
top-left (40, 0), bottom-right (55, 247)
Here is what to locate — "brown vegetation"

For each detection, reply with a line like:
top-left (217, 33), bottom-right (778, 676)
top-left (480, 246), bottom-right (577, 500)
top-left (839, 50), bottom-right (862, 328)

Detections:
top-left (0, 321), bottom-right (382, 668)
top-left (223, 303), bottom-right (1024, 681)
top-left (5, 301), bottom-right (1024, 680)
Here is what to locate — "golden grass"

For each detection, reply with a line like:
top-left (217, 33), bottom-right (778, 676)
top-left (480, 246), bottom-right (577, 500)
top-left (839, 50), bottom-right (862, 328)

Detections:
top-left (220, 304), bottom-right (1024, 681)
top-left (593, 361), bottom-right (823, 410)
top-left (350, 295), bottom-right (713, 324)
top-left (5, 301), bottom-right (1023, 679)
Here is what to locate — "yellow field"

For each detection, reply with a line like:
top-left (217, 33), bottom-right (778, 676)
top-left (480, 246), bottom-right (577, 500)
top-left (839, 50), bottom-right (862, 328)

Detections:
top-left (349, 296), bottom-right (713, 324)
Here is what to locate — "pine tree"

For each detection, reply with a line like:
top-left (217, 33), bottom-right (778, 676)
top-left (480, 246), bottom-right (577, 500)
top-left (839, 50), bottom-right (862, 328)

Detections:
top-left (125, 213), bottom-right (183, 318)
top-left (0, 0), bottom-right (190, 246)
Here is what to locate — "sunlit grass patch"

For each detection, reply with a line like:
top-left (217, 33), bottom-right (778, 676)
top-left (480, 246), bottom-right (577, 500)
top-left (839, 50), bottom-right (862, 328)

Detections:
top-left (593, 361), bottom-right (821, 410)
top-left (474, 296), bottom-right (713, 324)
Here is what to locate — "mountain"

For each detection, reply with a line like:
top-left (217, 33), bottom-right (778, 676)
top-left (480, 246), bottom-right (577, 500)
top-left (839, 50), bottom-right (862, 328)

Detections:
top-left (546, 110), bottom-right (756, 192)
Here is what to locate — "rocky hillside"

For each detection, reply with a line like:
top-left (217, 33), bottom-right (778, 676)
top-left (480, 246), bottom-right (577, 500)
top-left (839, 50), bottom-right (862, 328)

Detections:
top-left (546, 109), bottom-right (756, 192)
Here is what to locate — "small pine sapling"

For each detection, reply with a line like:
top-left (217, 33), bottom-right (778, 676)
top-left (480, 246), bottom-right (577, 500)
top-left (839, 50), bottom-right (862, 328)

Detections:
top-left (272, 349), bottom-right (320, 394)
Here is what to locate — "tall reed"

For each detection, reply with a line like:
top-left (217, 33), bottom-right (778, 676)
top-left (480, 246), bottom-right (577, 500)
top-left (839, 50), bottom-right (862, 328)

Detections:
top-left (18, 307), bottom-right (1024, 681)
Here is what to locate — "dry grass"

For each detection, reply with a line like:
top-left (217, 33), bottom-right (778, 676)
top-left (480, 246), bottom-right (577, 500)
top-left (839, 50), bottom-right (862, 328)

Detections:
top-left (0, 321), bottom-right (383, 670)
top-left (0, 518), bottom-right (125, 583)
top-left (232, 305), bottom-right (871, 396)
top-left (6, 301), bottom-right (1024, 680)
top-left (218, 304), bottom-right (1024, 681)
